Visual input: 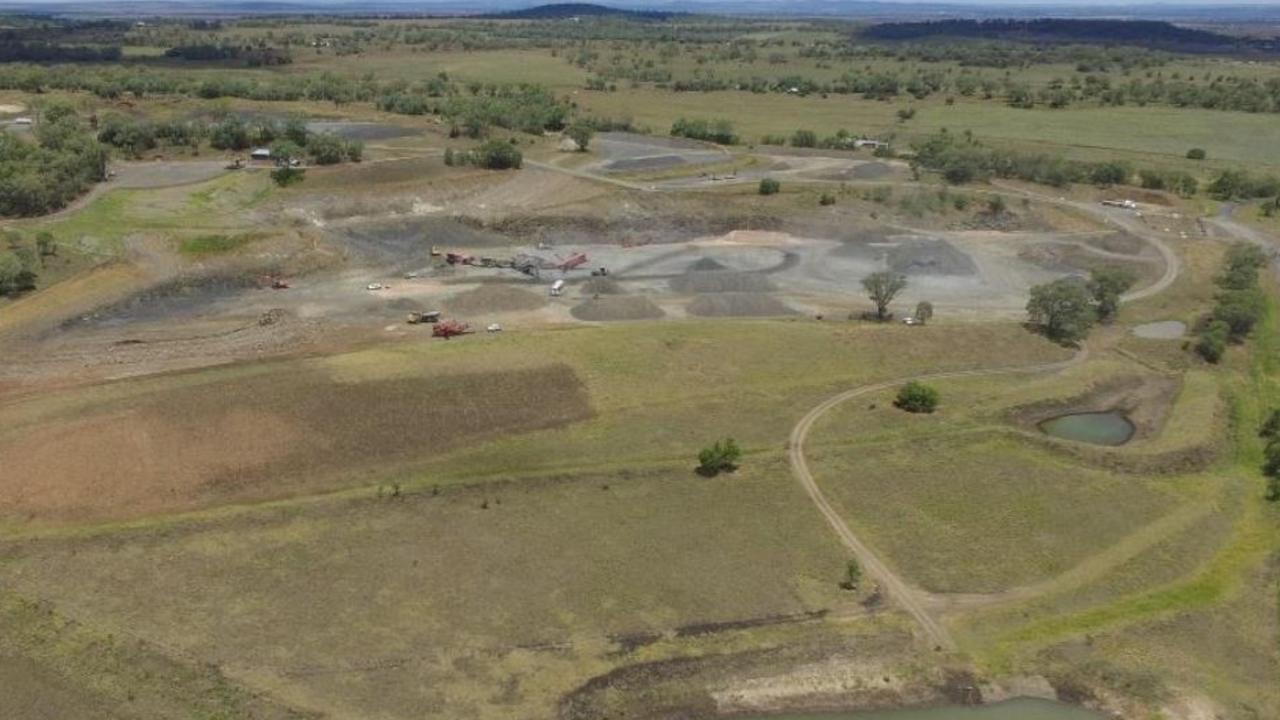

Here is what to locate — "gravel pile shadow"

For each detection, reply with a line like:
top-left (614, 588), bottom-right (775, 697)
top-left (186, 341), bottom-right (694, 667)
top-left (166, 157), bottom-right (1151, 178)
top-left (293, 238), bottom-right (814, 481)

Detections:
top-left (580, 277), bottom-right (624, 296)
top-left (686, 292), bottom-right (795, 317)
top-left (670, 271), bottom-right (776, 294)
top-left (445, 285), bottom-right (547, 314)
top-left (688, 257), bottom-right (728, 272)
top-left (571, 296), bottom-right (665, 321)
top-left (61, 273), bottom-right (261, 330)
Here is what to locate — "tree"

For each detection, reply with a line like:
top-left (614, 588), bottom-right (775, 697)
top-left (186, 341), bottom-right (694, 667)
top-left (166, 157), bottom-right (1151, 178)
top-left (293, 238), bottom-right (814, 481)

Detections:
top-left (697, 438), bottom-right (742, 477)
top-left (269, 140), bottom-right (304, 166)
top-left (1186, 148), bottom-right (1206, 160)
top-left (1263, 440), bottom-right (1280, 479)
top-left (1213, 287), bottom-right (1266, 340)
top-left (1259, 409), bottom-right (1280, 439)
top-left (474, 140), bottom-right (523, 170)
top-left (1218, 242), bottom-right (1268, 290)
top-left (758, 177), bottom-right (781, 195)
top-left (1088, 267), bottom-right (1137, 323)
top-left (209, 116), bottom-right (249, 151)
top-left (565, 123), bottom-right (594, 151)
top-left (914, 301), bottom-right (934, 324)
top-left (895, 381), bottom-right (939, 413)
top-left (307, 133), bottom-right (346, 165)
top-left (1195, 319), bottom-right (1229, 363)
top-left (862, 271), bottom-right (907, 321)
top-left (840, 559), bottom-right (862, 591)
top-left (1027, 278), bottom-right (1094, 344)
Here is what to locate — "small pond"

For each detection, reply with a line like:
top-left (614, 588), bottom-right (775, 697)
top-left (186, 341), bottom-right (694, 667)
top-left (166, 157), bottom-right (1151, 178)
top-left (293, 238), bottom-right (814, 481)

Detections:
top-left (741, 697), bottom-right (1105, 720)
top-left (1039, 411), bottom-right (1135, 446)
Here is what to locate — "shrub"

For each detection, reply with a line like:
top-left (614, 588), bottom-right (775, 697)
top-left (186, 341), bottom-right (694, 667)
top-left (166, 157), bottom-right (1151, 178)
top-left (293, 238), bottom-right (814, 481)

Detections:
top-left (818, 192), bottom-right (836, 206)
top-left (697, 438), bottom-right (742, 477)
top-left (565, 123), bottom-right (594, 151)
top-left (895, 381), bottom-right (939, 413)
top-left (270, 166), bottom-right (305, 187)
top-left (790, 129), bottom-right (817, 148)
top-left (1186, 148), bottom-right (1207, 160)
top-left (474, 140), bottom-right (523, 170)
top-left (1195, 320), bottom-right (1229, 363)
top-left (758, 177), bottom-right (781, 195)
top-left (840, 559), bottom-right (862, 590)
top-left (1260, 409), bottom-right (1280, 439)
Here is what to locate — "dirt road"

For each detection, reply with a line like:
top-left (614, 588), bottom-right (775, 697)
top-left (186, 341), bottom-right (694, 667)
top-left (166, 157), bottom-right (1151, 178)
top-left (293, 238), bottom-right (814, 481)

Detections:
top-left (786, 349), bottom-right (1087, 651)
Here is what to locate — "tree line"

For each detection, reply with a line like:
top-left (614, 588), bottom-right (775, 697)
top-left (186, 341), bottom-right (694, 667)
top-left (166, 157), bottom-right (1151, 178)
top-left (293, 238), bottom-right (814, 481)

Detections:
top-left (0, 104), bottom-right (107, 217)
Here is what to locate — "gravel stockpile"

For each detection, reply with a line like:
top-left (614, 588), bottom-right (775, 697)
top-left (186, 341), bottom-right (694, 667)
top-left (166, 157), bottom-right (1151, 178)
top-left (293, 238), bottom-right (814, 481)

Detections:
top-left (686, 292), bottom-right (795, 317)
top-left (445, 285), bottom-right (546, 314)
top-left (670, 271), bottom-right (776, 294)
top-left (571, 296), bottom-right (665, 321)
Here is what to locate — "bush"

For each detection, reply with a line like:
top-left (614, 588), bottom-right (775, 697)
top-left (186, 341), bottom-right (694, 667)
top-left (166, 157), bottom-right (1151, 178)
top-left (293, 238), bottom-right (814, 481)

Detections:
top-left (1186, 148), bottom-right (1207, 160)
top-left (697, 438), bottom-right (742, 477)
top-left (670, 117), bottom-right (737, 145)
top-left (474, 140), bottom-right (523, 170)
top-left (758, 177), bottom-right (781, 195)
top-left (895, 381), bottom-right (939, 413)
top-left (790, 129), bottom-right (817, 148)
top-left (840, 559), bottom-right (862, 591)
top-left (1195, 320), bottom-right (1229, 363)
top-left (819, 192), bottom-right (836, 206)
top-left (270, 166), bottom-right (305, 187)
top-left (565, 123), bottom-right (594, 151)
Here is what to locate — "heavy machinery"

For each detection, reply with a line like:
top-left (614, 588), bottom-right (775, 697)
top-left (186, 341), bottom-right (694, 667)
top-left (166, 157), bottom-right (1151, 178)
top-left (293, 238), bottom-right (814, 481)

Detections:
top-left (259, 273), bottom-right (290, 290)
top-left (553, 252), bottom-right (588, 272)
top-left (407, 310), bottom-right (442, 325)
top-left (432, 319), bottom-right (470, 339)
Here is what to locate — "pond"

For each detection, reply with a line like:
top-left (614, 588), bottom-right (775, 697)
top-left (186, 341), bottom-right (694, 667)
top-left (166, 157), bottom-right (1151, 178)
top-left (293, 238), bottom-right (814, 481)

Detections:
top-left (1039, 411), bottom-right (1135, 446)
top-left (743, 697), bottom-right (1105, 720)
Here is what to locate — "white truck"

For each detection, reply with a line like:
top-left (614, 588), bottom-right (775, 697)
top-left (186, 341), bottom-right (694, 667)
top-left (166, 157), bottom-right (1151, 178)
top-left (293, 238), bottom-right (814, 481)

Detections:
top-left (550, 279), bottom-right (566, 297)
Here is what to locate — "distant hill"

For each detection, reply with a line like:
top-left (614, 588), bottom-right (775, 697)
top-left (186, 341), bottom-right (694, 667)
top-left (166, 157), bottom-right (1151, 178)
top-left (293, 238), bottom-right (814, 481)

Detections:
top-left (861, 19), bottom-right (1272, 53)
top-left (481, 3), bottom-right (676, 20)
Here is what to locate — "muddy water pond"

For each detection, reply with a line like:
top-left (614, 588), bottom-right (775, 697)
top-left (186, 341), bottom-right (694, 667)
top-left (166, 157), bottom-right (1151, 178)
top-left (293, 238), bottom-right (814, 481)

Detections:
top-left (743, 698), bottom-right (1105, 720)
top-left (1039, 411), bottom-right (1135, 446)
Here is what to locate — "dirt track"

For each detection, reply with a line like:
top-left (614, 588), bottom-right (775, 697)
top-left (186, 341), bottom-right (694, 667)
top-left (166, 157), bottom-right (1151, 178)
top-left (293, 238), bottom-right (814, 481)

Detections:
top-left (786, 347), bottom-right (1088, 651)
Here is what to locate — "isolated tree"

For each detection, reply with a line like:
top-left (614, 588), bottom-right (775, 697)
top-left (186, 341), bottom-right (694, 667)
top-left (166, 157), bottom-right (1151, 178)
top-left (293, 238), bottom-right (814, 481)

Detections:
top-left (758, 177), bottom-right (780, 195)
top-left (914, 301), bottom-right (934, 324)
top-left (862, 271), bottom-right (907, 321)
top-left (307, 133), bottom-right (345, 165)
top-left (1027, 278), bottom-right (1094, 344)
top-left (697, 438), bottom-right (742, 477)
top-left (565, 123), bottom-right (594, 151)
top-left (1088, 267), bottom-right (1137, 323)
top-left (1195, 319), bottom-right (1230, 363)
top-left (895, 381), bottom-right (939, 414)
top-left (840, 559), bottom-right (862, 590)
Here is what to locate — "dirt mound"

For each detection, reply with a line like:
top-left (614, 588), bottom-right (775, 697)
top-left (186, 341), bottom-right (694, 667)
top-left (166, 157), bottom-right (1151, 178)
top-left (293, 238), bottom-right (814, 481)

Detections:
top-left (686, 293), bottom-right (795, 317)
top-left (571, 296), bottom-right (664, 321)
top-left (688, 257), bottom-right (728, 272)
top-left (445, 285), bottom-right (546, 314)
top-left (580, 277), bottom-right (624, 296)
top-left (670, 271), bottom-right (776, 294)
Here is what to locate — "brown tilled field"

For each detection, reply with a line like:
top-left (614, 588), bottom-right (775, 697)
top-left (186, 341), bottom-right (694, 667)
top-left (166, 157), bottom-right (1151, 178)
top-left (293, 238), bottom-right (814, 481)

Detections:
top-left (0, 363), bottom-right (591, 523)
